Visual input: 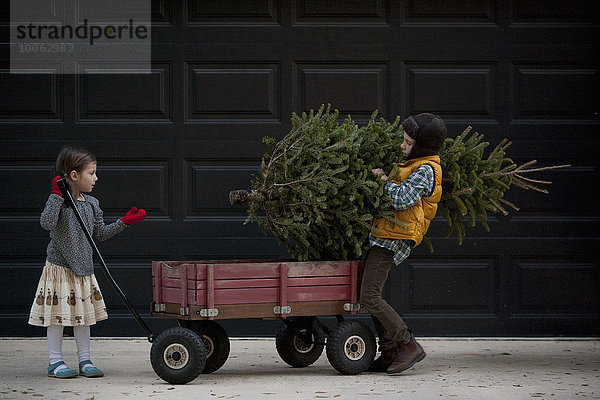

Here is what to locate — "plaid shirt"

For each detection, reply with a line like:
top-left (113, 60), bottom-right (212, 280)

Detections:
top-left (369, 164), bottom-right (435, 265)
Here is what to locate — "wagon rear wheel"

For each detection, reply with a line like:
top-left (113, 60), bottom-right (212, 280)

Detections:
top-left (276, 317), bottom-right (325, 368)
top-left (180, 320), bottom-right (230, 373)
top-left (150, 327), bottom-right (206, 384)
top-left (326, 320), bottom-right (375, 375)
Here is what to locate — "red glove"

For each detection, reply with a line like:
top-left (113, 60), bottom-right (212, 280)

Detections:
top-left (51, 176), bottom-right (63, 197)
top-left (121, 207), bottom-right (146, 225)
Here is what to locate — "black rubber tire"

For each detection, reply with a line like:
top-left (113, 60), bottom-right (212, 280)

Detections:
top-left (150, 327), bottom-right (206, 384)
top-left (180, 320), bottom-right (230, 374)
top-left (275, 317), bottom-right (325, 368)
top-left (325, 320), bottom-right (376, 375)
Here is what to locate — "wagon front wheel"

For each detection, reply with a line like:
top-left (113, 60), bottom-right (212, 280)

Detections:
top-left (326, 320), bottom-right (375, 375)
top-left (150, 327), bottom-right (206, 384)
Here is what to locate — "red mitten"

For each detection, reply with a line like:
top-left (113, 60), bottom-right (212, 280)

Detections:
top-left (51, 176), bottom-right (63, 197)
top-left (121, 207), bottom-right (146, 225)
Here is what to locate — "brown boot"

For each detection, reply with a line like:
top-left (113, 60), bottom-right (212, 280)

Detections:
top-left (366, 346), bottom-right (398, 372)
top-left (386, 335), bottom-right (426, 375)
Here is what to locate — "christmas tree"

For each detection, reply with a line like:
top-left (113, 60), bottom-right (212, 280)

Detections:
top-left (230, 105), bottom-right (568, 261)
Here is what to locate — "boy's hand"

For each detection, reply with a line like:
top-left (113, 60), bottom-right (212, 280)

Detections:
top-left (372, 168), bottom-right (388, 181)
top-left (121, 207), bottom-right (146, 225)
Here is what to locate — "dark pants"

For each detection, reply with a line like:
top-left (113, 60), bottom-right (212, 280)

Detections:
top-left (360, 246), bottom-right (411, 351)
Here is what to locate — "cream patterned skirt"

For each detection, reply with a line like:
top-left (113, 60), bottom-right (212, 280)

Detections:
top-left (28, 261), bottom-right (108, 327)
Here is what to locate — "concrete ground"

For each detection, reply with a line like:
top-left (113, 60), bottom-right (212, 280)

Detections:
top-left (0, 338), bottom-right (598, 400)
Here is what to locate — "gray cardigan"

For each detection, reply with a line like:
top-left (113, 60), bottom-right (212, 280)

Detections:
top-left (40, 194), bottom-right (126, 275)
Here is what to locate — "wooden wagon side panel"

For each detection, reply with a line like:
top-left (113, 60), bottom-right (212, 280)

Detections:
top-left (152, 260), bottom-right (363, 320)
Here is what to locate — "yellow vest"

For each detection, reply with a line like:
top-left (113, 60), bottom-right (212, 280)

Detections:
top-left (371, 155), bottom-right (442, 246)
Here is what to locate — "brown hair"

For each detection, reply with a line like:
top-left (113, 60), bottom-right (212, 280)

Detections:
top-left (56, 146), bottom-right (96, 178)
top-left (55, 146), bottom-right (96, 203)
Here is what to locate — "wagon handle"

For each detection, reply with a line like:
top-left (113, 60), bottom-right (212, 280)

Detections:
top-left (57, 178), bottom-right (157, 343)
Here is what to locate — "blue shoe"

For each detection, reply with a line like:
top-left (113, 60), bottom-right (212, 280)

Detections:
top-left (79, 360), bottom-right (104, 377)
top-left (47, 361), bottom-right (78, 378)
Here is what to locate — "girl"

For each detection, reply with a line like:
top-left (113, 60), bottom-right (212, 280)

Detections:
top-left (29, 146), bottom-right (146, 378)
top-left (362, 113), bottom-right (446, 375)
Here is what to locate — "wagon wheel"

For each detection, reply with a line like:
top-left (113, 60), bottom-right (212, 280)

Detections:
top-left (325, 320), bottom-right (376, 375)
top-left (150, 327), bottom-right (206, 384)
top-left (275, 317), bottom-right (325, 368)
top-left (180, 320), bottom-right (230, 374)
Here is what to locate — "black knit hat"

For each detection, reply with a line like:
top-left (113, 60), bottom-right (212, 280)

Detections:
top-left (402, 113), bottom-right (447, 159)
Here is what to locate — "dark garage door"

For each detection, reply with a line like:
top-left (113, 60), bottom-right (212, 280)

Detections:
top-left (1, 1), bottom-right (598, 337)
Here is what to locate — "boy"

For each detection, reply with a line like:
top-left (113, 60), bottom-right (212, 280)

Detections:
top-left (361, 113), bottom-right (446, 375)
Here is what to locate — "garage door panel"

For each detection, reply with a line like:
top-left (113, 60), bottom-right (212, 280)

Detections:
top-left (77, 62), bottom-right (172, 121)
top-left (293, 0), bottom-right (388, 25)
top-left (406, 0), bottom-right (497, 24)
top-left (91, 161), bottom-right (170, 217)
top-left (513, 66), bottom-right (598, 120)
top-left (513, 261), bottom-right (599, 313)
top-left (185, 62), bottom-right (280, 122)
top-left (184, 160), bottom-right (259, 218)
top-left (186, 0), bottom-right (281, 25)
top-left (408, 261), bottom-right (497, 313)
top-left (512, 0), bottom-right (598, 23)
top-left (295, 62), bottom-right (388, 119)
top-left (406, 63), bottom-right (497, 119)
top-left (0, 69), bottom-right (64, 121)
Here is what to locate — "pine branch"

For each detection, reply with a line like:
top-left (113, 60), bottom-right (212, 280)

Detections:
top-left (501, 163), bottom-right (571, 177)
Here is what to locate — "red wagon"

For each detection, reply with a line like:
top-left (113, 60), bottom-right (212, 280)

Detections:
top-left (149, 259), bottom-right (375, 384)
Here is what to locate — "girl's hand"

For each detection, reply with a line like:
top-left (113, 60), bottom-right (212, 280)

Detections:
top-left (371, 168), bottom-right (388, 181)
top-left (51, 176), bottom-right (63, 197)
top-left (120, 207), bottom-right (146, 225)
